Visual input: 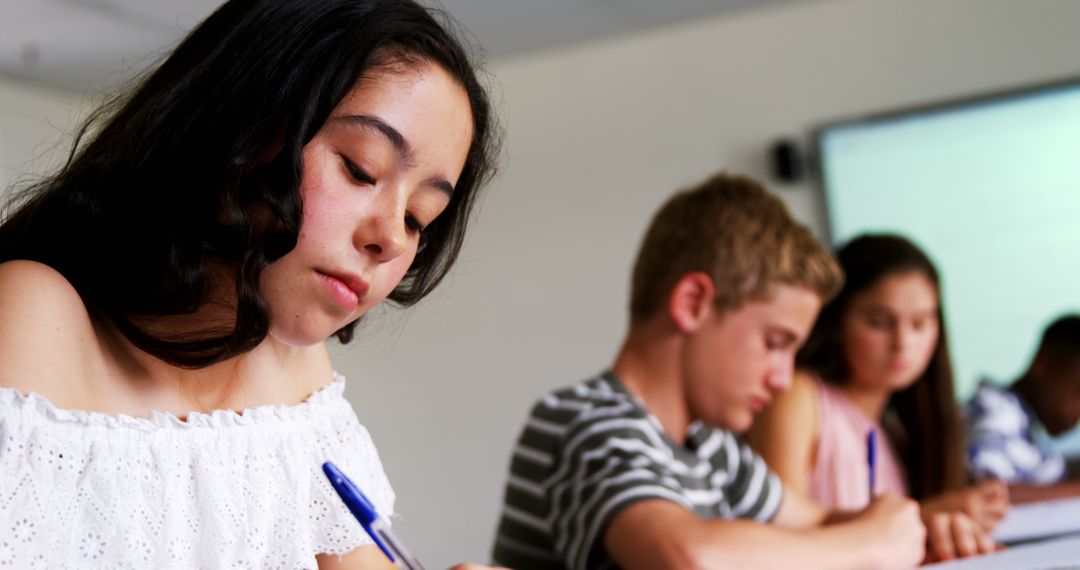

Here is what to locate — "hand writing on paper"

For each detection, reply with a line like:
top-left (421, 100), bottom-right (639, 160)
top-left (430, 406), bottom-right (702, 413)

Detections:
top-left (853, 494), bottom-right (927, 568)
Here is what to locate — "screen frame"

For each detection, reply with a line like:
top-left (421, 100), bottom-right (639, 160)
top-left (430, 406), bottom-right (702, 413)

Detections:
top-left (811, 75), bottom-right (1080, 245)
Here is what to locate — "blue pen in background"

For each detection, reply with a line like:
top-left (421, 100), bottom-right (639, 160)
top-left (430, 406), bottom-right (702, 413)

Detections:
top-left (322, 461), bottom-right (427, 570)
top-left (866, 428), bottom-right (877, 503)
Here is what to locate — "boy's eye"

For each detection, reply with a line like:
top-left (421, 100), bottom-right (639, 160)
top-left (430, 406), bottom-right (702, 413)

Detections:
top-left (766, 335), bottom-right (790, 351)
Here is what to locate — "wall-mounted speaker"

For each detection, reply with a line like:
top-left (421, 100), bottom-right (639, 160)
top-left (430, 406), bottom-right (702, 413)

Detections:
top-left (770, 138), bottom-right (805, 184)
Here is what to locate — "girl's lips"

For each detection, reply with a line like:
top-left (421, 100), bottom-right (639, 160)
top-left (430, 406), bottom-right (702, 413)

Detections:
top-left (316, 271), bottom-right (365, 311)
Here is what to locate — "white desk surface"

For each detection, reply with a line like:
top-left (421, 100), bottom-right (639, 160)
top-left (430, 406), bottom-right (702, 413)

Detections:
top-left (924, 496), bottom-right (1080, 570)
top-left (993, 496), bottom-right (1080, 544)
top-left (924, 533), bottom-right (1080, 569)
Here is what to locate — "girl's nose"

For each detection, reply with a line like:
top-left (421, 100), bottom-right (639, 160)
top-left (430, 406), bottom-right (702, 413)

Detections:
top-left (354, 190), bottom-right (409, 263)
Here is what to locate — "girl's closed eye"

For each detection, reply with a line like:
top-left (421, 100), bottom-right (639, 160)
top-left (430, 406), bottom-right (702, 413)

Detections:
top-left (911, 314), bottom-right (937, 331)
top-left (404, 213), bottom-right (425, 234)
top-left (339, 153), bottom-right (436, 236)
top-left (342, 156), bottom-right (375, 185)
top-left (865, 312), bottom-right (893, 330)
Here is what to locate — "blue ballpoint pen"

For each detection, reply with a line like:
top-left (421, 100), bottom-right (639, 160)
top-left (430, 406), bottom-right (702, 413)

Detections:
top-left (866, 428), bottom-right (877, 502)
top-left (322, 461), bottom-right (427, 570)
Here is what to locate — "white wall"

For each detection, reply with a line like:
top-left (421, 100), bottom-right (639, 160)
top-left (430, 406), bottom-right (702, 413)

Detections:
top-left (4, 0), bottom-right (1080, 566)
top-left (335, 0), bottom-right (1080, 565)
top-left (0, 76), bottom-right (86, 194)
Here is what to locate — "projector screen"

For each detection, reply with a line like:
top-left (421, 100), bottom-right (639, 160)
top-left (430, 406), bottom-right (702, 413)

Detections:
top-left (816, 79), bottom-right (1080, 450)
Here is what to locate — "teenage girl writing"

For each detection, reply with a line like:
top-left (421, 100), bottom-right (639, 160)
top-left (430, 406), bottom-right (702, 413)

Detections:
top-left (0, 0), bottom-right (501, 567)
top-left (748, 234), bottom-right (1008, 562)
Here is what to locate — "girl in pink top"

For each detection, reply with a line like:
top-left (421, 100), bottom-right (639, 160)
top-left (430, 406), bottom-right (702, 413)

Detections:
top-left (806, 373), bottom-right (909, 510)
top-left (749, 234), bottom-right (1009, 562)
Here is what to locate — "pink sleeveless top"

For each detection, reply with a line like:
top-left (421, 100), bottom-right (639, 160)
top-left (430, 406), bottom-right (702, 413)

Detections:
top-left (809, 376), bottom-right (909, 510)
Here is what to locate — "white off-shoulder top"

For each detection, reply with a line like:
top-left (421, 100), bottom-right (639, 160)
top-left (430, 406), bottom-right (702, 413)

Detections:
top-left (0, 373), bottom-right (395, 569)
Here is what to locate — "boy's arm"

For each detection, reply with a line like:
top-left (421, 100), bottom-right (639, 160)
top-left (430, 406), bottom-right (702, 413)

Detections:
top-left (784, 471), bottom-right (1001, 562)
top-left (603, 493), bottom-right (925, 570)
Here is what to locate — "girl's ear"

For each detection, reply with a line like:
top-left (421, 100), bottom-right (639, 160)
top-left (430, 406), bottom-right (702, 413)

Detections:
top-left (668, 272), bottom-right (715, 334)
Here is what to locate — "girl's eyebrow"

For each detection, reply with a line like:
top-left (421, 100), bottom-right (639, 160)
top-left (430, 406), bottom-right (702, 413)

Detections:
top-left (861, 303), bottom-right (936, 317)
top-left (333, 113), bottom-right (456, 197)
top-left (336, 114), bottom-right (413, 160)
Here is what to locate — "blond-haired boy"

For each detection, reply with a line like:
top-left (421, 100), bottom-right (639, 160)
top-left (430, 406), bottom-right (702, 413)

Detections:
top-left (493, 173), bottom-right (926, 569)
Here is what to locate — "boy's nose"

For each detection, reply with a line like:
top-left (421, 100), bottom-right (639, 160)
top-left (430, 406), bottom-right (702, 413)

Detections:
top-left (766, 362), bottom-right (794, 392)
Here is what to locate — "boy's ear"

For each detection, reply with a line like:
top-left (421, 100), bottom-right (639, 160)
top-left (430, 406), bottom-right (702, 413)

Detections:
top-left (669, 272), bottom-right (716, 334)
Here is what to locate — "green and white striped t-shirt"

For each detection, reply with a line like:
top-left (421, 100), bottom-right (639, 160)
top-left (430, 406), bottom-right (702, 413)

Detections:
top-left (492, 372), bottom-right (784, 570)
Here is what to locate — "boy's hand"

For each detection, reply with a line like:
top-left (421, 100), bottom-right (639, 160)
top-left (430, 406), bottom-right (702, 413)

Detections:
top-left (854, 494), bottom-right (926, 568)
top-left (922, 511), bottom-right (1002, 563)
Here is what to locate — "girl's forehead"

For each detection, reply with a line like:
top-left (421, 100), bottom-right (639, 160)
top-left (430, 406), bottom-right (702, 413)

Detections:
top-left (339, 58), bottom-right (456, 106)
top-left (850, 272), bottom-right (938, 311)
top-left (866, 271), bottom-right (935, 296)
top-left (328, 61), bottom-right (472, 139)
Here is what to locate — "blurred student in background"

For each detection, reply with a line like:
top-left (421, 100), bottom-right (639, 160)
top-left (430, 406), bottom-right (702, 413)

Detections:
top-left (493, 175), bottom-right (929, 570)
top-left (968, 314), bottom-right (1080, 502)
top-left (749, 234), bottom-right (1005, 562)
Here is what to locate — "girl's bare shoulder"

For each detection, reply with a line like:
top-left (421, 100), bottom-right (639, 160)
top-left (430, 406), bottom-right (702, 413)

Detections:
top-left (0, 260), bottom-right (101, 405)
top-left (790, 370), bottom-right (821, 400)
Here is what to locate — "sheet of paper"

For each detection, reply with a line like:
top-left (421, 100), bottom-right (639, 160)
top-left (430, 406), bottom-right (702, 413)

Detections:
top-left (992, 496), bottom-right (1080, 544)
top-left (925, 534), bottom-right (1080, 569)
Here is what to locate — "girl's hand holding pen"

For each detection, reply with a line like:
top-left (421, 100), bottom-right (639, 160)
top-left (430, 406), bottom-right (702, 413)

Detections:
top-left (323, 462), bottom-right (510, 570)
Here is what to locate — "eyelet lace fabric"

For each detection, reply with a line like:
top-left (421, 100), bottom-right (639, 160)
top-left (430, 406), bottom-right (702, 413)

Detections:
top-left (0, 373), bottom-right (395, 569)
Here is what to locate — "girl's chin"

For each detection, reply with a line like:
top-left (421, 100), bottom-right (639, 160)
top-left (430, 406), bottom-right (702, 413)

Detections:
top-left (267, 324), bottom-right (342, 348)
top-left (885, 373), bottom-right (921, 390)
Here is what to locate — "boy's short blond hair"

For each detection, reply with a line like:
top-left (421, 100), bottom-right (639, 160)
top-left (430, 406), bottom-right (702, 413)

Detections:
top-left (629, 172), bottom-right (842, 320)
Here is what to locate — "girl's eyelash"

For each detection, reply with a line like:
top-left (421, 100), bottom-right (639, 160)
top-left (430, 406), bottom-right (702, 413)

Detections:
top-left (343, 157), bottom-right (375, 184)
top-left (341, 156), bottom-right (426, 235)
top-left (405, 214), bottom-right (425, 234)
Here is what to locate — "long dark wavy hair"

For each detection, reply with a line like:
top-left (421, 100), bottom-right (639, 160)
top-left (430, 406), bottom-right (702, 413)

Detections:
top-left (797, 234), bottom-right (965, 499)
top-left (0, 0), bottom-right (499, 368)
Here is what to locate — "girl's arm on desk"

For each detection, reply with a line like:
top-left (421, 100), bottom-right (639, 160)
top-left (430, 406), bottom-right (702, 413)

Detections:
top-left (1008, 481), bottom-right (1080, 504)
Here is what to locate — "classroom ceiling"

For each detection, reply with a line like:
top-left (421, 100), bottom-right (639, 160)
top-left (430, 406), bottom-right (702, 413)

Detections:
top-left (1, 0), bottom-right (797, 94)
